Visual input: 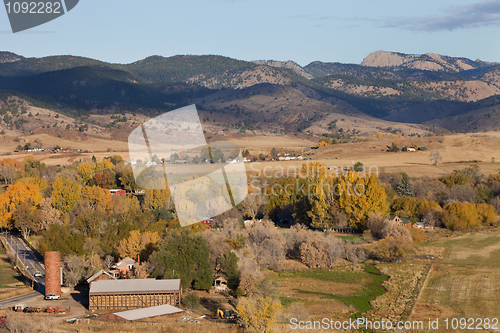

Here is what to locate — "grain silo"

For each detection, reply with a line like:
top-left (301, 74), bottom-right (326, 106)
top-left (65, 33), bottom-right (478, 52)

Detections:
top-left (44, 251), bottom-right (61, 297)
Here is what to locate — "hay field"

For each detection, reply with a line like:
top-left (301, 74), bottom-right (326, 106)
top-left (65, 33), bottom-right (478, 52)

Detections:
top-left (412, 232), bottom-right (500, 329)
top-left (3, 131), bottom-right (500, 177)
top-left (243, 131), bottom-right (500, 178)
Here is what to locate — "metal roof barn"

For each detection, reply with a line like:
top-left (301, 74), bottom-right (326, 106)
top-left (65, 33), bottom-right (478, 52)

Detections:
top-left (89, 279), bottom-right (182, 312)
top-left (89, 279), bottom-right (181, 295)
top-left (98, 303), bottom-right (184, 321)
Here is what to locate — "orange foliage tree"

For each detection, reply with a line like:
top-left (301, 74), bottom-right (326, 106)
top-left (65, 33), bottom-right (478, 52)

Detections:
top-left (0, 181), bottom-right (42, 229)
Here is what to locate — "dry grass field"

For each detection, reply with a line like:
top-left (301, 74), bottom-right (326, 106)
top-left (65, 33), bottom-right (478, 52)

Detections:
top-left (242, 131), bottom-right (500, 178)
top-left (2, 130), bottom-right (500, 179)
top-left (411, 232), bottom-right (500, 331)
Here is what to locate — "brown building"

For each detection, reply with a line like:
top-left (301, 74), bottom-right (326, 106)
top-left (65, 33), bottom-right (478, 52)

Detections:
top-left (89, 279), bottom-right (182, 312)
top-left (44, 251), bottom-right (61, 297)
top-left (86, 270), bottom-right (116, 288)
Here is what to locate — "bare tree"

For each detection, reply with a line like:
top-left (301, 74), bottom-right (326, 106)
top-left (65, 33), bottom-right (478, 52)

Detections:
top-left (244, 221), bottom-right (286, 271)
top-left (0, 165), bottom-right (18, 184)
top-left (40, 198), bottom-right (62, 229)
top-left (62, 255), bottom-right (89, 287)
top-left (491, 196), bottom-right (500, 213)
top-left (240, 191), bottom-right (267, 220)
top-left (345, 245), bottom-right (367, 264)
top-left (422, 210), bottom-right (438, 227)
top-left (447, 185), bottom-right (476, 203)
top-left (131, 262), bottom-right (152, 279)
top-left (299, 234), bottom-right (344, 269)
top-left (238, 256), bottom-right (262, 296)
top-left (429, 150), bottom-right (443, 166)
top-left (104, 255), bottom-right (114, 271)
top-left (367, 213), bottom-right (392, 240)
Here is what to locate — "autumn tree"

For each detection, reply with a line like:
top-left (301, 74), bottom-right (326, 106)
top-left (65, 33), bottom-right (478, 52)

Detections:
top-left (444, 202), bottom-right (480, 231)
top-left (299, 234), bottom-right (344, 269)
top-left (92, 172), bottom-right (115, 189)
top-left (476, 203), bottom-right (498, 225)
top-left (143, 189), bottom-right (172, 211)
top-left (370, 236), bottom-right (413, 261)
top-left (335, 171), bottom-right (389, 230)
top-left (51, 176), bottom-right (81, 214)
top-left (0, 181), bottom-right (42, 229)
top-left (77, 162), bottom-right (94, 185)
top-left (0, 158), bottom-right (23, 184)
top-left (117, 165), bottom-right (138, 192)
top-left (236, 296), bottom-right (282, 333)
top-left (241, 186), bottom-right (267, 220)
top-left (23, 157), bottom-right (46, 178)
top-left (81, 185), bottom-right (111, 211)
top-left (13, 202), bottom-right (42, 239)
top-left (117, 229), bottom-right (160, 260)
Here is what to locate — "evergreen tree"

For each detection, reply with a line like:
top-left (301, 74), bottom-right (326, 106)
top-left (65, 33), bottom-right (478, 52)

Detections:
top-left (396, 172), bottom-right (414, 197)
top-left (150, 230), bottom-right (213, 290)
top-left (219, 251), bottom-right (240, 291)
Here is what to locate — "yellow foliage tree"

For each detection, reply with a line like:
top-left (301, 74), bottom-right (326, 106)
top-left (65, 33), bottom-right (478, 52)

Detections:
top-left (143, 188), bottom-right (172, 211)
top-left (444, 202), bottom-right (480, 231)
top-left (476, 203), bottom-right (497, 225)
top-left (17, 176), bottom-right (48, 194)
top-left (335, 171), bottom-right (389, 229)
top-left (77, 162), bottom-right (94, 185)
top-left (0, 182), bottom-right (42, 229)
top-left (236, 297), bottom-right (282, 333)
top-left (81, 185), bottom-right (111, 211)
top-left (94, 158), bottom-right (114, 173)
top-left (117, 230), bottom-right (160, 259)
top-left (51, 176), bottom-right (81, 214)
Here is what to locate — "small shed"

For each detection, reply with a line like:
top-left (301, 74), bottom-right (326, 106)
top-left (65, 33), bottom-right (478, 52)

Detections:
top-left (214, 276), bottom-right (228, 292)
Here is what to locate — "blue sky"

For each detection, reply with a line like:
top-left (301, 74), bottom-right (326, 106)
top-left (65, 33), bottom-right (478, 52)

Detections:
top-left (1, 0), bottom-right (500, 66)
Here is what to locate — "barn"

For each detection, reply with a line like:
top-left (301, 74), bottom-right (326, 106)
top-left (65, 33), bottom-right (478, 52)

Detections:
top-left (89, 279), bottom-right (182, 312)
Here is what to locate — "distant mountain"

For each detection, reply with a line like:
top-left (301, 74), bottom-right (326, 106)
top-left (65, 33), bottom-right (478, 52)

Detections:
top-left (0, 50), bottom-right (499, 136)
top-left (361, 50), bottom-right (495, 72)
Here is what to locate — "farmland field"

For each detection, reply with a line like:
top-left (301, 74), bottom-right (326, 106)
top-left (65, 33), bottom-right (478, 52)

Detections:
top-left (273, 265), bottom-right (387, 322)
top-left (412, 232), bottom-right (500, 331)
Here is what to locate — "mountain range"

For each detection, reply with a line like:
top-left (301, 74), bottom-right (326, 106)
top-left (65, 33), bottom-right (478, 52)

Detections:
top-left (0, 50), bottom-right (500, 139)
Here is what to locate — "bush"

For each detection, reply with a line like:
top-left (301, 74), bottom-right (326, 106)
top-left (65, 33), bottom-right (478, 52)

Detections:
top-left (370, 236), bottom-right (413, 261)
top-left (182, 292), bottom-right (200, 311)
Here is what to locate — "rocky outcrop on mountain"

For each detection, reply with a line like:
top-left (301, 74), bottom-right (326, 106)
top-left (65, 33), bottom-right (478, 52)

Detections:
top-left (361, 50), bottom-right (491, 72)
top-left (252, 60), bottom-right (314, 79)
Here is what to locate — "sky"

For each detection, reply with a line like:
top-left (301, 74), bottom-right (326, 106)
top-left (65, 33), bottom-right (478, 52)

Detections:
top-left (1, 0), bottom-right (500, 66)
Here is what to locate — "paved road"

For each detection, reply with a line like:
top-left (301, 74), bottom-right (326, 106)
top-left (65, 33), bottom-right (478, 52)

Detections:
top-left (0, 232), bottom-right (46, 307)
